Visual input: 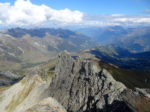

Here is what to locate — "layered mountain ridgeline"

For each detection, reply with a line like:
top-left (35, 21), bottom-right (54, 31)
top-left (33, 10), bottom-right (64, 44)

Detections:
top-left (88, 45), bottom-right (150, 72)
top-left (76, 26), bottom-right (127, 44)
top-left (1, 26), bottom-right (149, 72)
top-left (0, 28), bottom-right (98, 72)
top-left (0, 51), bottom-right (150, 112)
top-left (76, 26), bottom-right (150, 53)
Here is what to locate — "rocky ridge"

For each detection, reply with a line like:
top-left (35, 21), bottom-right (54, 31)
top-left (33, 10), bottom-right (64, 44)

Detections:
top-left (0, 51), bottom-right (150, 112)
top-left (49, 51), bottom-right (150, 112)
top-left (0, 72), bottom-right (66, 112)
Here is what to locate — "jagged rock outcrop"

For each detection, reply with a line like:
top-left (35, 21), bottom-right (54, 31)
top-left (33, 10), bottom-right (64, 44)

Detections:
top-left (49, 51), bottom-right (132, 112)
top-left (0, 51), bottom-right (150, 112)
top-left (0, 74), bottom-right (66, 112)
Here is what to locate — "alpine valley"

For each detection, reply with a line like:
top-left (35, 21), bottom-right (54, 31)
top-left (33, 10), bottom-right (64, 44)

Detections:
top-left (0, 26), bottom-right (150, 112)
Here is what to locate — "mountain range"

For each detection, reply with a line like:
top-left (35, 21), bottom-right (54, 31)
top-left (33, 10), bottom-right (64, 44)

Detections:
top-left (0, 28), bottom-right (97, 72)
top-left (76, 26), bottom-right (150, 53)
top-left (0, 26), bottom-right (150, 112)
top-left (88, 45), bottom-right (150, 72)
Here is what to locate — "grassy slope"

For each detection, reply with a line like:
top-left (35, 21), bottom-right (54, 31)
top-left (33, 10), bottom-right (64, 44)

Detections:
top-left (98, 61), bottom-right (150, 89)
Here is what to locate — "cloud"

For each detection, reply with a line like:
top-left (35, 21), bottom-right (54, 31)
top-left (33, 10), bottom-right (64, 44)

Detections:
top-left (0, 0), bottom-right (84, 27)
top-left (0, 0), bottom-right (150, 27)
top-left (113, 16), bottom-right (150, 23)
top-left (83, 15), bottom-right (150, 27)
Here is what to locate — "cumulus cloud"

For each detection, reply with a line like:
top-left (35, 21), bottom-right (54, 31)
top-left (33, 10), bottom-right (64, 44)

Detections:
top-left (0, 0), bottom-right (84, 27)
top-left (0, 0), bottom-right (150, 27)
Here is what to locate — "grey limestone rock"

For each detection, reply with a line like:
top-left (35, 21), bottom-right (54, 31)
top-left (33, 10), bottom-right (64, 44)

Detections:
top-left (49, 51), bottom-right (128, 112)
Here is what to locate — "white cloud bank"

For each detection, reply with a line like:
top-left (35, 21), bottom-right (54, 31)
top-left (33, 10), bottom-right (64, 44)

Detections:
top-left (0, 0), bottom-right (83, 27)
top-left (82, 14), bottom-right (150, 27)
top-left (0, 0), bottom-right (150, 27)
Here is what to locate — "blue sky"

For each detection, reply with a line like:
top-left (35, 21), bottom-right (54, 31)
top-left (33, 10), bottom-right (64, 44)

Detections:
top-left (1, 0), bottom-right (149, 15)
top-left (0, 0), bottom-right (150, 27)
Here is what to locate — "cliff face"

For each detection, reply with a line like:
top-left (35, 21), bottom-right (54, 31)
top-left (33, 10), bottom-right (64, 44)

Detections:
top-left (49, 51), bottom-right (133, 112)
top-left (0, 51), bottom-right (150, 112)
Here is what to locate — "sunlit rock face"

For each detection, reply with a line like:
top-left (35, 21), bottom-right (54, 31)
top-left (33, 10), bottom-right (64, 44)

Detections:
top-left (49, 51), bottom-right (134, 112)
